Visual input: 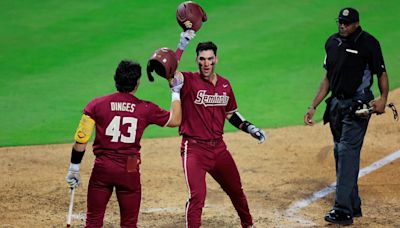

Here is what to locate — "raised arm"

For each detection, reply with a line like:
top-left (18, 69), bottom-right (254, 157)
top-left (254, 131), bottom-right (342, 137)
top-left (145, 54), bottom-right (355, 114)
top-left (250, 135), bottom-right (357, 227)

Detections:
top-left (166, 72), bottom-right (184, 127)
top-left (175, 29), bottom-right (196, 62)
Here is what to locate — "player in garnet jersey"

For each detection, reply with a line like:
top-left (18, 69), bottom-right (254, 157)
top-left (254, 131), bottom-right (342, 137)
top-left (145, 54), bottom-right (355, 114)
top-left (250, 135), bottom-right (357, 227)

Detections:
top-left (65, 60), bottom-right (183, 227)
top-left (175, 30), bottom-right (266, 228)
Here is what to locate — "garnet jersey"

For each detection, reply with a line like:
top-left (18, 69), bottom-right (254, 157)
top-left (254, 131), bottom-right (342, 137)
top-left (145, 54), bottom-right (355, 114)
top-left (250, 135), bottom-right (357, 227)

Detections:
top-left (179, 72), bottom-right (237, 140)
top-left (84, 92), bottom-right (170, 157)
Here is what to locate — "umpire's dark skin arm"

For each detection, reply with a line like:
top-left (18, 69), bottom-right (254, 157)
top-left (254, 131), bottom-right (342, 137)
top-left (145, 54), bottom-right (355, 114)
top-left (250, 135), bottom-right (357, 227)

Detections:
top-left (304, 71), bottom-right (389, 125)
top-left (304, 74), bottom-right (330, 126)
top-left (373, 72), bottom-right (389, 114)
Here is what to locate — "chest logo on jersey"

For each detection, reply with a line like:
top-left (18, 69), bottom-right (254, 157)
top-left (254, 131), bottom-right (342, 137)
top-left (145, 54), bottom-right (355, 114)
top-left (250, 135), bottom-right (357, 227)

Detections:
top-left (194, 90), bottom-right (229, 107)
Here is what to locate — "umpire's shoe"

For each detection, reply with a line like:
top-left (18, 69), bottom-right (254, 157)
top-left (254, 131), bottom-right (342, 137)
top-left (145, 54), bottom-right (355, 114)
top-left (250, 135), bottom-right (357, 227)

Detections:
top-left (324, 209), bottom-right (353, 225)
top-left (353, 207), bottom-right (362, 218)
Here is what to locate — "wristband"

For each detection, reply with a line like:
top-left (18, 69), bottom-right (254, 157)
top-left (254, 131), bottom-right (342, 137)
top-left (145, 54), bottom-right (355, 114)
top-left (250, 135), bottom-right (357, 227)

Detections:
top-left (71, 147), bottom-right (85, 164)
top-left (240, 121), bottom-right (252, 133)
top-left (172, 92), bottom-right (181, 102)
top-left (229, 112), bottom-right (253, 133)
top-left (308, 105), bottom-right (316, 110)
top-left (69, 163), bottom-right (80, 172)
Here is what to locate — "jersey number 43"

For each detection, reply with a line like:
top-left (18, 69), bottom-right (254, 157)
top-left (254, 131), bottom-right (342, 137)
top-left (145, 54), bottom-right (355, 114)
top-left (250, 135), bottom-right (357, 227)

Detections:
top-left (105, 116), bottom-right (138, 143)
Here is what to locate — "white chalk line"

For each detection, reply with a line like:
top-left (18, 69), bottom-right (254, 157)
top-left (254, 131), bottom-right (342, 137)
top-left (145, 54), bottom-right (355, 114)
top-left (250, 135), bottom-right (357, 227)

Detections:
top-left (284, 149), bottom-right (400, 227)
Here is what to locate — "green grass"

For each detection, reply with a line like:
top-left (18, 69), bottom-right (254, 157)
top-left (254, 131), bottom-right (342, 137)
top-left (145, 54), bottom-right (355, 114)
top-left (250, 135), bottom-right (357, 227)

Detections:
top-left (1, 0), bottom-right (399, 146)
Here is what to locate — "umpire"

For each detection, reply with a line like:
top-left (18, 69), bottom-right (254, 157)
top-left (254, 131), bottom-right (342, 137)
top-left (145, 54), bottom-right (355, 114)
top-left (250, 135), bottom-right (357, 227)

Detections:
top-left (304, 7), bottom-right (389, 225)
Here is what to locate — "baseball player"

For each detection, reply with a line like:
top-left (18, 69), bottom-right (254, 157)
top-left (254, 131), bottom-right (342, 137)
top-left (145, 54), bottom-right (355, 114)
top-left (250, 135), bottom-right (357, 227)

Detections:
top-left (65, 59), bottom-right (183, 227)
top-left (304, 8), bottom-right (389, 225)
top-left (175, 30), bottom-right (266, 228)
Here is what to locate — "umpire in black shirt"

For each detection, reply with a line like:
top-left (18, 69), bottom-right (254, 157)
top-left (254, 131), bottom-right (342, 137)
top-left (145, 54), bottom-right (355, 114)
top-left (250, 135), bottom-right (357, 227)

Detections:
top-left (304, 7), bottom-right (389, 225)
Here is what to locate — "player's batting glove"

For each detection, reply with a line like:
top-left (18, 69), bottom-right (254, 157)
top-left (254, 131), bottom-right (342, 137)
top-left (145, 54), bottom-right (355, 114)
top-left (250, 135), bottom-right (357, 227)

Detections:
top-left (178, 29), bottom-right (196, 50)
top-left (247, 125), bottom-right (266, 144)
top-left (170, 73), bottom-right (184, 93)
top-left (66, 163), bottom-right (81, 188)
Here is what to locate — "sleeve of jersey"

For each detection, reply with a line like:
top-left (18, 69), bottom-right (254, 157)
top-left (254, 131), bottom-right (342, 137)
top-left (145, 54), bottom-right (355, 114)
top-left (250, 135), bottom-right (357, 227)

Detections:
top-left (75, 99), bottom-right (97, 143)
top-left (369, 38), bottom-right (386, 77)
top-left (226, 85), bottom-right (238, 114)
top-left (147, 102), bottom-right (171, 127)
top-left (83, 98), bottom-right (97, 120)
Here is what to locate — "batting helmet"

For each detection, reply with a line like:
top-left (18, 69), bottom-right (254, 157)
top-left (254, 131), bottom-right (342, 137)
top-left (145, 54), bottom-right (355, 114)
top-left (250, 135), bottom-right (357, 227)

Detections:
top-left (147, 47), bottom-right (178, 82)
top-left (176, 1), bottom-right (207, 32)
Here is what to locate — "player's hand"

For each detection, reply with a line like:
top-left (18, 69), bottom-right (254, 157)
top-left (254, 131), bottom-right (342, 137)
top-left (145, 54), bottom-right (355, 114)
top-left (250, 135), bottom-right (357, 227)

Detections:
top-left (304, 107), bottom-right (316, 126)
top-left (169, 72), bottom-right (184, 93)
top-left (247, 125), bottom-right (266, 144)
top-left (178, 29), bottom-right (196, 50)
top-left (66, 163), bottom-right (81, 188)
top-left (183, 21), bottom-right (193, 29)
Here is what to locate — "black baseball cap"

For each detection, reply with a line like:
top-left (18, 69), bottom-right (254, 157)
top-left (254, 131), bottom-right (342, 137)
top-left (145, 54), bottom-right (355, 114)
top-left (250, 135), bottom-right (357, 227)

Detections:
top-left (338, 7), bottom-right (359, 23)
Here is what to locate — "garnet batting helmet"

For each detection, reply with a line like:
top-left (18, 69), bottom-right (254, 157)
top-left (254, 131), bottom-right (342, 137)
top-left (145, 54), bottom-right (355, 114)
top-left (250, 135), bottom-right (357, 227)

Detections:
top-left (147, 47), bottom-right (178, 82)
top-left (176, 1), bottom-right (207, 32)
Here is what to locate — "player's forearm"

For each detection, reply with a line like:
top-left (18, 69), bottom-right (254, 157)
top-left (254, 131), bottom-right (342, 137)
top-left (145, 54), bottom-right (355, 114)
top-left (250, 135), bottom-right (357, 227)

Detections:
top-left (227, 112), bottom-right (250, 132)
top-left (66, 142), bottom-right (86, 189)
top-left (69, 142), bottom-right (86, 168)
top-left (167, 100), bottom-right (182, 127)
top-left (228, 112), bottom-right (266, 143)
top-left (167, 71), bottom-right (183, 127)
top-left (175, 48), bottom-right (184, 62)
top-left (176, 30), bottom-right (196, 62)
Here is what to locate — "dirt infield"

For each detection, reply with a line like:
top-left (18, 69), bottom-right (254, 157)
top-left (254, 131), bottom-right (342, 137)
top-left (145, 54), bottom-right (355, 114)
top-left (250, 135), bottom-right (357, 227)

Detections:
top-left (1, 89), bottom-right (399, 228)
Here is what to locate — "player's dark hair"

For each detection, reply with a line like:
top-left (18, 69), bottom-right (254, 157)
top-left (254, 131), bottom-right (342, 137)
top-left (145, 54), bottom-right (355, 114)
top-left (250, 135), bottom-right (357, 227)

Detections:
top-left (114, 60), bottom-right (142, 92)
top-left (196, 41), bottom-right (217, 56)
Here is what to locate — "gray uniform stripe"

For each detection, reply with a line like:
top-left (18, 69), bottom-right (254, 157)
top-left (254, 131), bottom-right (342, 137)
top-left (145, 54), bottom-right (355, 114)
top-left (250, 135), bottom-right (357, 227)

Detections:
top-left (357, 65), bottom-right (372, 92)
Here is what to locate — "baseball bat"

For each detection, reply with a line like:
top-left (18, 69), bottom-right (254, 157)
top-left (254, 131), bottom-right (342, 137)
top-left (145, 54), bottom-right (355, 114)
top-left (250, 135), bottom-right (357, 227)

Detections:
top-left (355, 102), bottom-right (398, 120)
top-left (66, 187), bottom-right (76, 227)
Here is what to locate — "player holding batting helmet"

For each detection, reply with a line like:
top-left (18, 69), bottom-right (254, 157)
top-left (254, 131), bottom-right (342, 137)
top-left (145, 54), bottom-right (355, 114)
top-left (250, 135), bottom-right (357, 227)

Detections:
top-left (173, 12), bottom-right (265, 228)
top-left (176, 1), bottom-right (207, 32)
top-left (147, 47), bottom-right (178, 82)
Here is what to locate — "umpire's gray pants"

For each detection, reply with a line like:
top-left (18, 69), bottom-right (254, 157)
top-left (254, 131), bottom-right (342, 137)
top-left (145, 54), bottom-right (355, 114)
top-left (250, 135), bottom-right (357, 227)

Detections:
top-left (329, 98), bottom-right (370, 215)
